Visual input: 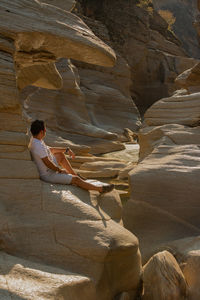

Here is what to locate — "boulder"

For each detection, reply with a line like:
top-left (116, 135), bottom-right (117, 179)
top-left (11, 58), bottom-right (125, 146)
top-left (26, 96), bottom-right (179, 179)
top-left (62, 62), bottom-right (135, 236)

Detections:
top-left (142, 251), bottom-right (187, 300)
top-left (0, 1), bottom-right (142, 298)
top-left (0, 251), bottom-right (97, 300)
top-left (183, 251), bottom-right (200, 300)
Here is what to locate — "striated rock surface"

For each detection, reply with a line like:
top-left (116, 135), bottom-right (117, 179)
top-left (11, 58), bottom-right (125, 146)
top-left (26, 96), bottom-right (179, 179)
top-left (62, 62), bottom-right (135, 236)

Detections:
top-left (74, 0), bottom-right (198, 114)
top-left (0, 1), bottom-right (142, 298)
top-left (0, 251), bottom-right (97, 300)
top-left (152, 0), bottom-right (200, 59)
top-left (175, 62), bottom-right (200, 92)
top-left (142, 251), bottom-right (187, 300)
top-left (161, 236), bottom-right (200, 300)
top-left (123, 72), bottom-right (200, 262)
top-left (23, 56), bottom-right (141, 152)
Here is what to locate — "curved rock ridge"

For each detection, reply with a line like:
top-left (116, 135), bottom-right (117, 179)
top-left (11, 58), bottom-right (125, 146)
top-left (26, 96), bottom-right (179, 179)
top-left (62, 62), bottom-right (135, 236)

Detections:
top-left (152, 0), bottom-right (200, 59)
top-left (123, 76), bottom-right (200, 262)
top-left (0, 0), bottom-right (116, 69)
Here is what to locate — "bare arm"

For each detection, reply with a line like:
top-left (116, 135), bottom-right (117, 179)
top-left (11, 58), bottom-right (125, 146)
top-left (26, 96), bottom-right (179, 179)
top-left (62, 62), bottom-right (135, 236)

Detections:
top-left (50, 147), bottom-right (75, 159)
top-left (49, 147), bottom-right (65, 154)
top-left (42, 156), bottom-right (62, 173)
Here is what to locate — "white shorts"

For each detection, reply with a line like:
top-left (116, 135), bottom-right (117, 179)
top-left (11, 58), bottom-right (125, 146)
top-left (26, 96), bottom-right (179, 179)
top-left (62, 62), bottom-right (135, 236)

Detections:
top-left (41, 170), bottom-right (73, 185)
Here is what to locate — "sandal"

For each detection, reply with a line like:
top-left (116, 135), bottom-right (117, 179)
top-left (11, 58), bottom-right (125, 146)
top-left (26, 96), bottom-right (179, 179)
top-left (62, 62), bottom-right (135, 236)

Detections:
top-left (100, 184), bottom-right (114, 194)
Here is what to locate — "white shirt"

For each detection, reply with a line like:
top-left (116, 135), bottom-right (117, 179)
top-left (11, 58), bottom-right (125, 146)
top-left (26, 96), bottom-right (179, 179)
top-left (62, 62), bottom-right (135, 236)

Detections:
top-left (29, 137), bottom-right (58, 176)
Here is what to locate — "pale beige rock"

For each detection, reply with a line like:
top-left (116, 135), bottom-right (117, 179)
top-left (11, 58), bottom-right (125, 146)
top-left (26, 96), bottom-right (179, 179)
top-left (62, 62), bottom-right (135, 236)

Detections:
top-left (80, 161), bottom-right (127, 171)
top-left (142, 251), bottom-right (187, 300)
top-left (175, 62), bottom-right (200, 91)
top-left (24, 59), bottom-right (128, 142)
top-left (0, 251), bottom-right (97, 300)
top-left (183, 251), bottom-right (200, 300)
top-left (138, 124), bottom-right (200, 160)
top-left (17, 62), bottom-right (63, 90)
top-left (41, 0), bottom-right (75, 11)
top-left (78, 169), bottom-right (119, 179)
top-left (0, 131), bottom-right (29, 146)
top-left (0, 1), bottom-right (116, 68)
top-left (144, 92), bottom-right (200, 127)
top-left (0, 179), bottom-right (142, 299)
top-left (0, 112), bottom-right (27, 132)
top-left (118, 163), bottom-right (137, 180)
top-left (0, 1), bottom-right (143, 298)
top-left (76, 0), bottom-right (197, 114)
top-left (123, 143), bottom-right (200, 262)
top-left (0, 159), bottom-right (39, 178)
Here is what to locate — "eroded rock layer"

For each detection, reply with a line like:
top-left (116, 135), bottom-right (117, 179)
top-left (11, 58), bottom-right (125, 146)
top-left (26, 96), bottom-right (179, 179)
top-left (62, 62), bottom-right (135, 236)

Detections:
top-left (0, 1), bottom-right (142, 298)
top-left (123, 88), bottom-right (200, 262)
top-left (74, 0), bottom-right (198, 114)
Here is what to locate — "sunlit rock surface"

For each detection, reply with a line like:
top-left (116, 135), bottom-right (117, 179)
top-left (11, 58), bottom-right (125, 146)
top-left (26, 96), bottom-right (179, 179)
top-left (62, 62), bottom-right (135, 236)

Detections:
top-left (74, 0), bottom-right (198, 114)
top-left (123, 83), bottom-right (200, 262)
top-left (142, 251), bottom-right (187, 300)
top-left (0, 1), bottom-right (142, 298)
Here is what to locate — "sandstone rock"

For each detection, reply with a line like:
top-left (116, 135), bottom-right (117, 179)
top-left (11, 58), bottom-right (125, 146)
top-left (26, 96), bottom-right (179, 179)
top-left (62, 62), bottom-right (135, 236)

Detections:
top-left (138, 124), bottom-right (200, 160)
top-left (182, 250), bottom-right (200, 300)
top-left (0, 1), bottom-right (142, 298)
top-left (118, 163), bottom-right (137, 180)
top-left (152, 0), bottom-right (200, 58)
top-left (41, 0), bottom-right (75, 11)
top-left (78, 169), bottom-right (119, 179)
top-left (143, 92), bottom-right (200, 127)
top-left (123, 141), bottom-right (200, 261)
top-left (160, 235), bottom-right (200, 264)
top-left (176, 62), bottom-right (200, 91)
top-left (0, 179), bottom-right (142, 299)
top-left (153, 236), bottom-right (200, 300)
top-left (74, 0), bottom-right (198, 114)
top-left (0, 251), bottom-right (97, 300)
top-left (142, 251), bottom-right (187, 300)
top-left (0, 1), bottom-right (116, 69)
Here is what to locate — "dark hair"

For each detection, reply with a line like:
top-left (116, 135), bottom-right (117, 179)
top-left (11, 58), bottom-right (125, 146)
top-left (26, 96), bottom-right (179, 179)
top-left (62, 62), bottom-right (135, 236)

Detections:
top-left (30, 120), bottom-right (45, 136)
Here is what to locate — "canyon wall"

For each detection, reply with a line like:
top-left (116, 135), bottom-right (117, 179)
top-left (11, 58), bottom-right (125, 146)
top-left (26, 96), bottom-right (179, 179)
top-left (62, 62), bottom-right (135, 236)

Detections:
top-left (153, 0), bottom-right (200, 59)
top-left (0, 1), bottom-right (142, 299)
top-left (74, 0), bottom-right (198, 114)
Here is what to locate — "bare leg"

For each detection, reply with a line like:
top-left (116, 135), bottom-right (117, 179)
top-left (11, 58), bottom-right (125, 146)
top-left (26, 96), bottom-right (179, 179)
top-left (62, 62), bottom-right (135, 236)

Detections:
top-left (54, 152), bottom-right (76, 175)
top-left (71, 176), bottom-right (102, 192)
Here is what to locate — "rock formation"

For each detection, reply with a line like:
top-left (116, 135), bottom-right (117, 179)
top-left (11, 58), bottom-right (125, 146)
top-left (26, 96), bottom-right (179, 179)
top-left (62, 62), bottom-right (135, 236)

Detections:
top-left (74, 0), bottom-right (198, 114)
top-left (152, 0), bottom-right (200, 59)
top-left (123, 49), bottom-right (200, 264)
top-left (0, 1), bottom-right (142, 299)
top-left (123, 89), bottom-right (200, 262)
top-left (142, 251), bottom-right (187, 300)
